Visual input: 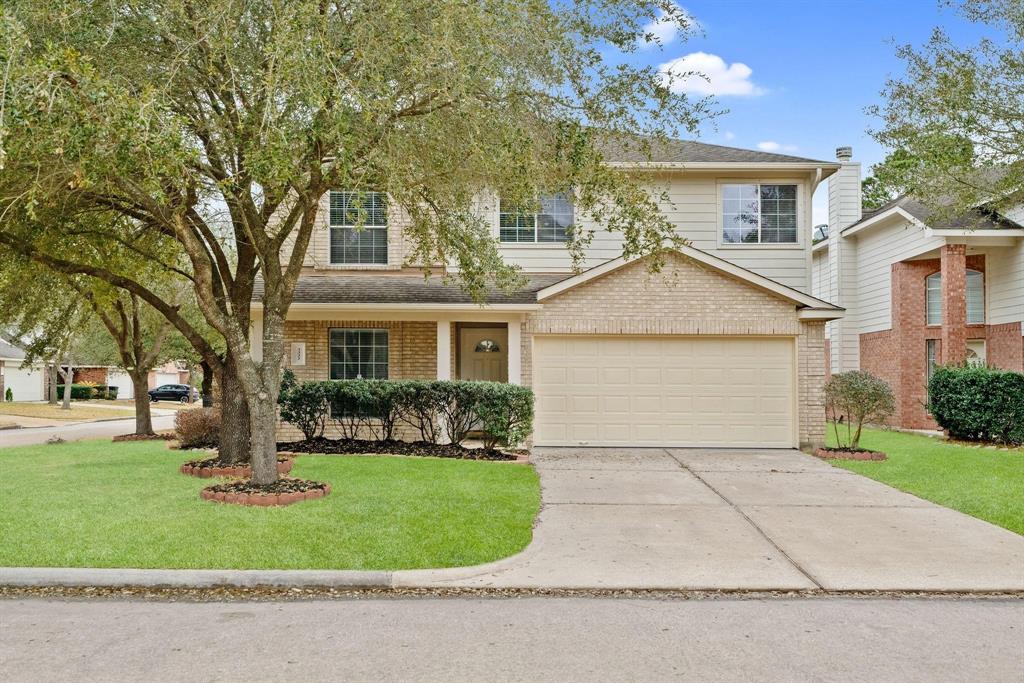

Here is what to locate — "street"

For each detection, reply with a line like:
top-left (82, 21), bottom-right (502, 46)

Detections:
top-left (1, 596), bottom-right (1021, 682)
top-left (0, 415), bottom-right (176, 448)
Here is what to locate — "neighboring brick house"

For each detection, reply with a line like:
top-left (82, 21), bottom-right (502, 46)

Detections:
top-left (812, 148), bottom-right (1024, 429)
top-left (257, 140), bottom-right (846, 449)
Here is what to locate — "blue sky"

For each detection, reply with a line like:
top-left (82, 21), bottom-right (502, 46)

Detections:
top-left (625, 0), bottom-right (994, 225)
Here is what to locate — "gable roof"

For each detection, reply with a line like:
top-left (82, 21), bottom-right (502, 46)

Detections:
top-left (536, 246), bottom-right (843, 319)
top-left (0, 338), bottom-right (27, 361)
top-left (844, 195), bottom-right (1024, 235)
top-left (597, 136), bottom-right (838, 167)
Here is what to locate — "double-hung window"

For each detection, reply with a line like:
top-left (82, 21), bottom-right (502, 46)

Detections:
top-left (499, 192), bottom-right (574, 243)
top-left (721, 183), bottom-right (798, 244)
top-left (329, 329), bottom-right (389, 380)
top-left (925, 270), bottom-right (984, 325)
top-left (329, 191), bottom-right (388, 265)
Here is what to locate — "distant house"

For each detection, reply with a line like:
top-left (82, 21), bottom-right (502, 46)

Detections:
top-left (0, 339), bottom-right (46, 402)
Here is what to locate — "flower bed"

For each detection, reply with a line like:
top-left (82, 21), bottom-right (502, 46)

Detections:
top-left (181, 456), bottom-right (294, 478)
top-left (814, 447), bottom-right (887, 461)
top-left (200, 478), bottom-right (330, 507)
top-left (277, 437), bottom-right (518, 461)
top-left (112, 432), bottom-right (176, 443)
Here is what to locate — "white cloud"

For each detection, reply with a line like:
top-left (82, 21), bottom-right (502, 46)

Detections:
top-left (757, 141), bottom-right (798, 153)
top-left (658, 52), bottom-right (765, 97)
top-left (640, 4), bottom-right (698, 48)
top-left (723, 131), bottom-right (736, 141)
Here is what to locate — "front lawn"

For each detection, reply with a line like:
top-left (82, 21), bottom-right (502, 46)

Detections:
top-left (0, 440), bottom-right (540, 570)
top-left (0, 402), bottom-right (135, 420)
top-left (826, 427), bottom-right (1024, 535)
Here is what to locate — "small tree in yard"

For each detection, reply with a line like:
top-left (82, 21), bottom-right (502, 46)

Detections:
top-left (825, 371), bottom-right (896, 451)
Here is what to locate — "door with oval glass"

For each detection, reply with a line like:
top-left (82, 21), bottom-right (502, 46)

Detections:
top-left (459, 327), bottom-right (509, 382)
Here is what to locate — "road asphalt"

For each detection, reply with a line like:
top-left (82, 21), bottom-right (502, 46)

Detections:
top-left (0, 414), bottom-right (176, 448)
top-left (0, 596), bottom-right (1021, 681)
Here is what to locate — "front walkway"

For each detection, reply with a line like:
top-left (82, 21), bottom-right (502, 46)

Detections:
top-left (399, 447), bottom-right (1024, 591)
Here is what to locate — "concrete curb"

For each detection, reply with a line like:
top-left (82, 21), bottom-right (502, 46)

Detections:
top-left (0, 567), bottom-right (393, 589)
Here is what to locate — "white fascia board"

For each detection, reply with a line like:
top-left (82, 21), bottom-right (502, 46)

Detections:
top-left (924, 228), bottom-right (1024, 238)
top-left (812, 240), bottom-right (829, 253)
top-left (841, 207), bottom-right (925, 238)
top-left (254, 302), bottom-right (543, 312)
top-left (606, 161), bottom-right (840, 178)
top-left (536, 245), bottom-right (842, 312)
top-left (797, 308), bottom-right (845, 321)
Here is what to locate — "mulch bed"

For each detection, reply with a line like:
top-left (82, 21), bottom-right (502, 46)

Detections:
top-left (277, 437), bottom-right (518, 461)
top-left (181, 456), bottom-right (293, 479)
top-left (112, 432), bottom-right (176, 443)
top-left (200, 477), bottom-right (330, 507)
top-left (814, 447), bottom-right (887, 461)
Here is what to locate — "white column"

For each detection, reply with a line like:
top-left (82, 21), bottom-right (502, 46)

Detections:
top-left (507, 318), bottom-right (522, 385)
top-left (436, 320), bottom-right (451, 380)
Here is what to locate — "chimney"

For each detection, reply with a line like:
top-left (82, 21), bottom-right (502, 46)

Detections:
top-left (828, 146), bottom-right (861, 234)
top-left (826, 145), bottom-right (862, 375)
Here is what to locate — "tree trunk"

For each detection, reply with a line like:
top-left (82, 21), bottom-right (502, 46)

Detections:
top-left (47, 363), bottom-right (58, 405)
top-left (200, 361), bottom-right (214, 407)
top-left (131, 371), bottom-right (154, 435)
top-left (217, 358), bottom-right (251, 464)
top-left (248, 387), bottom-right (280, 485)
top-left (60, 362), bottom-right (73, 410)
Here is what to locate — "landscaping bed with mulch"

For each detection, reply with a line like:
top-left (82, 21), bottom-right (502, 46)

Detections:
top-left (112, 432), bottom-right (176, 443)
top-left (814, 446), bottom-right (887, 461)
top-left (200, 477), bottom-right (330, 507)
top-left (181, 456), bottom-right (294, 478)
top-left (277, 437), bottom-right (519, 461)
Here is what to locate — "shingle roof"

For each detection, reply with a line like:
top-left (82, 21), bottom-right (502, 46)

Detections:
top-left (255, 273), bottom-right (569, 305)
top-left (0, 338), bottom-right (26, 361)
top-left (849, 195), bottom-right (1024, 232)
top-left (598, 137), bottom-right (835, 165)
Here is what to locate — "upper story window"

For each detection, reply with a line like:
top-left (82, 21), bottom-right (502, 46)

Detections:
top-left (925, 269), bottom-right (984, 325)
top-left (722, 183), bottom-right (798, 244)
top-left (499, 192), bottom-right (573, 243)
top-left (329, 191), bottom-right (388, 265)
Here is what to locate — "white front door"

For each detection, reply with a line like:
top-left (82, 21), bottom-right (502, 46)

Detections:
top-left (459, 328), bottom-right (509, 382)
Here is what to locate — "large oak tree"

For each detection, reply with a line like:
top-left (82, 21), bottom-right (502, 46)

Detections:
top-left (0, 0), bottom-right (715, 484)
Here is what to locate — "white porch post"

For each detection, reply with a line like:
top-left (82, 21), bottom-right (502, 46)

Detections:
top-left (507, 318), bottom-right (522, 385)
top-left (436, 320), bottom-right (451, 380)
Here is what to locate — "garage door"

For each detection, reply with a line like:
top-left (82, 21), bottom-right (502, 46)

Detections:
top-left (533, 336), bottom-right (795, 448)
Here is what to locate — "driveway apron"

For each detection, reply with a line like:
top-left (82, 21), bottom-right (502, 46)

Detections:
top-left (409, 447), bottom-right (1024, 591)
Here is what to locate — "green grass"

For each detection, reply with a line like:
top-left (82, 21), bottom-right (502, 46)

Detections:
top-left (0, 440), bottom-right (540, 570)
top-left (826, 426), bottom-right (1024, 534)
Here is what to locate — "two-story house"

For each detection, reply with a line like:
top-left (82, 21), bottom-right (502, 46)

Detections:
top-left (813, 148), bottom-right (1024, 429)
top-left (254, 140), bottom-right (845, 449)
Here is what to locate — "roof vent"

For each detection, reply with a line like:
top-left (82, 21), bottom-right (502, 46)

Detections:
top-left (836, 146), bottom-right (853, 161)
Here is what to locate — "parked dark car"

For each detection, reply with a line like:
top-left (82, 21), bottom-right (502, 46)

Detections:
top-left (148, 384), bottom-right (199, 403)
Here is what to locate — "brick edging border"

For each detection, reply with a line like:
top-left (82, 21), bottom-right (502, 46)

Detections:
top-left (813, 447), bottom-right (887, 461)
top-left (199, 484), bottom-right (330, 507)
top-left (180, 459), bottom-right (294, 479)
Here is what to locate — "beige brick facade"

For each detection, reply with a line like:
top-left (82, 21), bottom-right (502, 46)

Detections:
top-left (276, 253), bottom-right (829, 449)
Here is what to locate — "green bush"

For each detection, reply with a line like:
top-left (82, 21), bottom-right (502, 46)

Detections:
top-left (4, 387), bottom-right (12, 402)
top-left (928, 365), bottom-right (1024, 445)
top-left (825, 371), bottom-right (895, 450)
top-left (56, 384), bottom-right (97, 400)
top-left (278, 378), bottom-right (535, 448)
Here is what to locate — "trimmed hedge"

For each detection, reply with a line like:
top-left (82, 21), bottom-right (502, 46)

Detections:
top-left (55, 384), bottom-right (119, 400)
top-left (278, 377), bottom-right (534, 448)
top-left (928, 365), bottom-right (1024, 445)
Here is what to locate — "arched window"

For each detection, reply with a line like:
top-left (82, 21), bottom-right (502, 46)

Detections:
top-left (474, 339), bottom-right (501, 353)
top-left (925, 270), bottom-right (985, 325)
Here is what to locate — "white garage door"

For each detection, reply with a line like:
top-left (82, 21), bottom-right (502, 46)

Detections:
top-left (2, 365), bottom-right (45, 402)
top-left (533, 335), bottom-right (796, 448)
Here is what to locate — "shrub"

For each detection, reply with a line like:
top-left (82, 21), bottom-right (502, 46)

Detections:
top-left (278, 379), bottom-right (535, 449)
top-left (4, 387), bottom-right (11, 402)
top-left (928, 365), bottom-right (1024, 445)
top-left (174, 407), bottom-right (221, 448)
top-left (56, 384), bottom-right (96, 400)
top-left (475, 383), bottom-right (534, 449)
top-left (825, 371), bottom-right (895, 450)
top-left (279, 379), bottom-right (329, 441)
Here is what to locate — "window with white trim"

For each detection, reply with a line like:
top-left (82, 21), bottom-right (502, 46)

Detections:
top-left (499, 193), bottom-right (573, 243)
top-left (722, 183), bottom-right (798, 244)
top-left (925, 270), bottom-right (984, 325)
top-left (329, 191), bottom-right (388, 264)
top-left (329, 329), bottom-right (389, 380)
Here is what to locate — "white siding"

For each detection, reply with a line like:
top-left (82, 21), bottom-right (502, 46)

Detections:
top-left (853, 219), bottom-right (945, 334)
top-left (811, 248), bottom-right (833, 340)
top-left (491, 173), bottom-right (815, 291)
top-left (985, 241), bottom-right (1024, 327)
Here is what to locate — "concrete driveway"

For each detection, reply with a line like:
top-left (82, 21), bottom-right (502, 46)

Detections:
top-left (405, 447), bottom-right (1024, 591)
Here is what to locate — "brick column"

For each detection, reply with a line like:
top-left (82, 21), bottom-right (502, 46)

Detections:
top-left (940, 244), bottom-right (967, 364)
